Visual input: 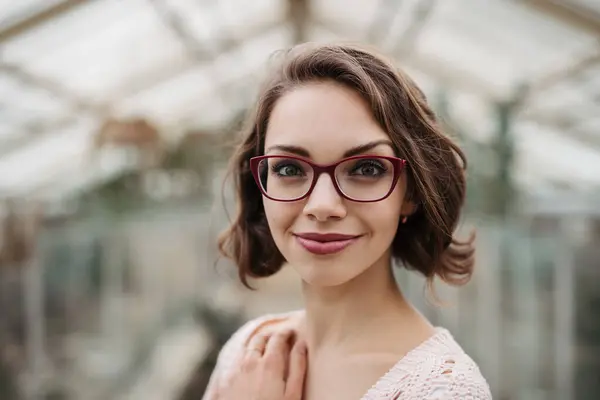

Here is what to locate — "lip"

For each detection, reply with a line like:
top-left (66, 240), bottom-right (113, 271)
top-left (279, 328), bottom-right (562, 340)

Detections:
top-left (295, 232), bottom-right (360, 242)
top-left (294, 232), bottom-right (361, 255)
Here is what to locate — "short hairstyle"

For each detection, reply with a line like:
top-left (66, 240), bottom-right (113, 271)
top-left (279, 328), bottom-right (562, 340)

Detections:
top-left (218, 42), bottom-right (475, 289)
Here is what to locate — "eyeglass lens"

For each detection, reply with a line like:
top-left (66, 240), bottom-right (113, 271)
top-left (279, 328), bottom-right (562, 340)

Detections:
top-left (257, 156), bottom-right (395, 201)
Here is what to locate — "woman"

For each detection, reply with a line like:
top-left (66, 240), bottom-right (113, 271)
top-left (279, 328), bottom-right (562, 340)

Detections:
top-left (203, 43), bottom-right (491, 399)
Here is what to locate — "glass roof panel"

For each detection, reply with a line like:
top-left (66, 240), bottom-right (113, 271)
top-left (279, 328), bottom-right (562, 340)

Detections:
top-left (0, 124), bottom-right (20, 142)
top-left (0, 0), bottom-right (598, 195)
top-left (309, 1), bottom-right (600, 191)
top-left (117, 25), bottom-right (292, 128)
top-left (0, 72), bottom-right (72, 124)
top-left (165, 0), bottom-right (285, 44)
top-left (217, 0), bottom-right (285, 32)
top-left (1, 0), bottom-right (287, 106)
top-left (0, 116), bottom-right (97, 196)
top-left (1, 0), bottom-right (143, 63)
top-left (0, 0), bottom-right (63, 28)
top-left (563, 0), bottom-right (600, 13)
top-left (577, 116), bottom-right (600, 132)
top-left (313, 0), bottom-right (382, 38)
top-left (4, 2), bottom-right (188, 102)
top-left (416, 1), bottom-right (597, 96)
top-left (116, 62), bottom-right (214, 125)
top-left (516, 120), bottom-right (600, 186)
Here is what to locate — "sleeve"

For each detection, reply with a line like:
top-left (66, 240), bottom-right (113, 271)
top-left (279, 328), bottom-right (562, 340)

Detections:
top-left (201, 314), bottom-right (281, 400)
top-left (445, 372), bottom-right (492, 400)
top-left (397, 355), bottom-right (492, 400)
top-left (422, 364), bottom-right (493, 400)
top-left (200, 335), bottom-right (237, 400)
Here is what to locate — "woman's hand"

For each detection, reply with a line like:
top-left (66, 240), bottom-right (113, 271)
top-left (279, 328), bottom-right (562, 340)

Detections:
top-left (216, 329), bottom-right (307, 400)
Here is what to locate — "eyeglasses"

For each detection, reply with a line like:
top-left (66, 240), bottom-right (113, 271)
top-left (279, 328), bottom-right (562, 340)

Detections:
top-left (250, 155), bottom-right (407, 202)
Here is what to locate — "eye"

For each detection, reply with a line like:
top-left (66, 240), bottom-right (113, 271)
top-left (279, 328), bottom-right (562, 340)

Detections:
top-left (272, 162), bottom-right (305, 177)
top-left (350, 159), bottom-right (388, 177)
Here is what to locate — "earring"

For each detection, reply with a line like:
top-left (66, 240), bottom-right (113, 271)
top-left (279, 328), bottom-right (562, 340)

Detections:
top-left (401, 216), bottom-right (408, 224)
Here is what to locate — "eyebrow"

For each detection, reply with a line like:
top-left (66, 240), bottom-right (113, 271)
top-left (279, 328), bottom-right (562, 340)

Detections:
top-left (266, 139), bottom-right (394, 158)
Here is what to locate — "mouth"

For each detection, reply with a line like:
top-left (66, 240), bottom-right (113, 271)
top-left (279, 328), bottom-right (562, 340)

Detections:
top-left (293, 232), bottom-right (362, 255)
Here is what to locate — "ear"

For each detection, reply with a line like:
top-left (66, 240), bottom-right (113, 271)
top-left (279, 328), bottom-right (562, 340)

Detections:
top-left (400, 200), bottom-right (418, 217)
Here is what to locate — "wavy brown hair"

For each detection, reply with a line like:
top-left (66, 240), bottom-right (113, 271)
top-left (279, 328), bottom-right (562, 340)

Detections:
top-left (218, 42), bottom-right (475, 290)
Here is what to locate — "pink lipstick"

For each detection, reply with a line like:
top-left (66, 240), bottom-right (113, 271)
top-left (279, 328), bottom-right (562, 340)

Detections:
top-left (294, 232), bottom-right (361, 255)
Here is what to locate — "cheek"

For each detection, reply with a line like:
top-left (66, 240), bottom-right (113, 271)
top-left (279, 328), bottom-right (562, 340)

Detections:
top-left (362, 191), bottom-right (403, 237)
top-left (263, 199), bottom-right (300, 235)
top-left (368, 204), bottom-right (401, 234)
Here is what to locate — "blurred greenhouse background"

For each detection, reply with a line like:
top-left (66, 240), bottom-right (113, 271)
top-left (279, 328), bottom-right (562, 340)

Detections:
top-left (0, 0), bottom-right (599, 399)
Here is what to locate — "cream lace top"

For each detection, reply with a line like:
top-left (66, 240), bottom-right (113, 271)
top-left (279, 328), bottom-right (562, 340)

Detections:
top-left (202, 312), bottom-right (492, 399)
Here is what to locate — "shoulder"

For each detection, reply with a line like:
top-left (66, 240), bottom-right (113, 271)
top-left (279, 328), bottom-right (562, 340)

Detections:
top-left (209, 311), bottom-right (301, 379)
top-left (390, 328), bottom-right (492, 399)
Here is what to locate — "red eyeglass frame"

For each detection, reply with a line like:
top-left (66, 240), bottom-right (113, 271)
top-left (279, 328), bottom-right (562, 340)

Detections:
top-left (249, 154), bottom-right (407, 203)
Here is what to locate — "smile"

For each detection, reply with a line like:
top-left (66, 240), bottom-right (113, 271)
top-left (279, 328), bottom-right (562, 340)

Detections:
top-left (294, 233), bottom-right (362, 255)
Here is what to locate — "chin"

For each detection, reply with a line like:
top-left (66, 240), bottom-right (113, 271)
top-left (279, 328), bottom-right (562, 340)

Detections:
top-left (278, 234), bottom-right (383, 287)
top-left (294, 263), bottom-right (362, 287)
top-left (286, 247), bottom-right (369, 287)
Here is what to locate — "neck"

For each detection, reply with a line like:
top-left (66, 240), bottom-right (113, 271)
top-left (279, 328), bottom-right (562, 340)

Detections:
top-left (300, 255), bottom-right (410, 352)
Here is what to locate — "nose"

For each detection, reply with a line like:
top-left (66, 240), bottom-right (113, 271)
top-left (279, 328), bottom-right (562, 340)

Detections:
top-left (303, 173), bottom-right (347, 222)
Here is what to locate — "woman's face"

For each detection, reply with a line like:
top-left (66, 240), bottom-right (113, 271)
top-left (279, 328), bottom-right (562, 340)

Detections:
top-left (262, 81), bottom-right (411, 287)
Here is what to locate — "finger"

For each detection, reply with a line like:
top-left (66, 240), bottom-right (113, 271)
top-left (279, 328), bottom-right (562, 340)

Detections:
top-left (284, 340), bottom-right (308, 400)
top-left (246, 332), bottom-right (269, 356)
top-left (241, 334), bottom-right (268, 373)
top-left (242, 317), bottom-right (289, 348)
top-left (263, 329), bottom-right (294, 374)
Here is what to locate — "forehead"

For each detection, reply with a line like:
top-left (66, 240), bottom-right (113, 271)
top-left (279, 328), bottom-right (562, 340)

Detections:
top-left (264, 82), bottom-right (392, 158)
